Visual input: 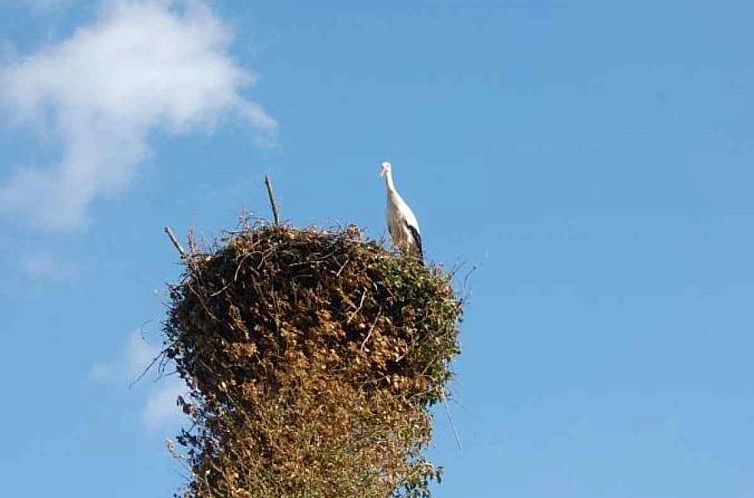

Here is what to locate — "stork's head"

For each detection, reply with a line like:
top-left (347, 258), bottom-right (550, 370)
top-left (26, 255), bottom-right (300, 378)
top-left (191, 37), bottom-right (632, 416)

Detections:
top-left (379, 161), bottom-right (392, 177)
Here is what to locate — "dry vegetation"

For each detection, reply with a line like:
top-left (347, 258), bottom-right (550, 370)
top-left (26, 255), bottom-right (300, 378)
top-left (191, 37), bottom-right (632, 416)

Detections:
top-left (164, 221), bottom-right (462, 498)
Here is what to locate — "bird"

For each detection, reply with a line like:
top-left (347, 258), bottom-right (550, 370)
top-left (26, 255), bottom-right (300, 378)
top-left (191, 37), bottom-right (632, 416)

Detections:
top-left (379, 160), bottom-right (424, 264)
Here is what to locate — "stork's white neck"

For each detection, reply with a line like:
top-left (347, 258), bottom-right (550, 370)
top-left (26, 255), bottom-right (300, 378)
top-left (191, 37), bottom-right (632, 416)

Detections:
top-left (384, 170), bottom-right (396, 192)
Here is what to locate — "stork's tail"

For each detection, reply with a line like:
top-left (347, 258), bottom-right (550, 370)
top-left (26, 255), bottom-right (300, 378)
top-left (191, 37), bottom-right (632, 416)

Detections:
top-left (405, 223), bottom-right (424, 267)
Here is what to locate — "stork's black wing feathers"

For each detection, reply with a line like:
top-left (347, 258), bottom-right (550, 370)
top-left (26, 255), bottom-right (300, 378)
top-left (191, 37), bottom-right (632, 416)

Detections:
top-left (405, 221), bottom-right (424, 265)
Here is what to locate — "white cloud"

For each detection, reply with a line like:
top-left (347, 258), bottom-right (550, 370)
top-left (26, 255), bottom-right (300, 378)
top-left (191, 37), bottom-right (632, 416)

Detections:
top-left (20, 251), bottom-right (78, 280)
top-left (92, 328), bottom-right (189, 430)
top-left (142, 375), bottom-right (187, 429)
top-left (90, 328), bottom-right (156, 381)
top-left (0, 0), bottom-right (276, 230)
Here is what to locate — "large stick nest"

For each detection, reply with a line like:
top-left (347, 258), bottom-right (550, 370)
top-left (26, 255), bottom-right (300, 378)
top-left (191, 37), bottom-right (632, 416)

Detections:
top-left (165, 223), bottom-right (462, 498)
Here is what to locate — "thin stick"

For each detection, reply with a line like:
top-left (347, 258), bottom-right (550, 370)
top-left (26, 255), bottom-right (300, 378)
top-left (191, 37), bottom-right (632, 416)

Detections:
top-left (360, 306), bottom-right (382, 351)
top-left (264, 174), bottom-right (280, 225)
top-left (443, 389), bottom-right (463, 449)
top-left (128, 341), bottom-right (177, 388)
top-left (164, 226), bottom-right (186, 258)
top-left (346, 289), bottom-right (367, 324)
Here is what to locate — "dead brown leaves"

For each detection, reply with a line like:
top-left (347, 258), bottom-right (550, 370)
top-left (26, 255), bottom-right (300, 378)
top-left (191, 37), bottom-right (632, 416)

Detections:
top-left (165, 223), bottom-right (461, 498)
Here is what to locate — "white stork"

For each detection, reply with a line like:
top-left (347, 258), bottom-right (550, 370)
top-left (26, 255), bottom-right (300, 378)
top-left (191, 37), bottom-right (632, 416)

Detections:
top-left (380, 160), bottom-right (424, 264)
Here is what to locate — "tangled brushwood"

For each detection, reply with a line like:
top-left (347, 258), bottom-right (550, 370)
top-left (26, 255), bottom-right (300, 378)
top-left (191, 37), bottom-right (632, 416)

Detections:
top-left (164, 223), bottom-right (462, 498)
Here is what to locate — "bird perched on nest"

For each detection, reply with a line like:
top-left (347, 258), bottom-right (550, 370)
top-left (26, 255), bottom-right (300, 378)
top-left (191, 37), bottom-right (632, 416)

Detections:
top-left (380, 160), bottom-right (424, 264)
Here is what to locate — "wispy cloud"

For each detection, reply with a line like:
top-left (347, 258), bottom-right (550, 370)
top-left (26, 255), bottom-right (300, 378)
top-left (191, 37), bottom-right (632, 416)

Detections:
top-left (20, 251), bottom-right (78, 280)
top-left (0, 0), bottom-right (276, 231)
top-left (92, 328), bottom-right (188, 430)
top-left (90, 329), bottom-right (155, 382)
top-left (142, 376), bottom-right (188, 430)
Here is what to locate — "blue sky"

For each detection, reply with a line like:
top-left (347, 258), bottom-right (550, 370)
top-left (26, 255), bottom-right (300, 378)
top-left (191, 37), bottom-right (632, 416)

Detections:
top-left (1, 1), bottom-right (753, 497)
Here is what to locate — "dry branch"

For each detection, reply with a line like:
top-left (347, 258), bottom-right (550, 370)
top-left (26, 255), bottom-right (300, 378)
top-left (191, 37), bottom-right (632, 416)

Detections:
top-left (164, 226), bottom-right (186, 258)
top-left (264, 175), bottom-right (280, 225)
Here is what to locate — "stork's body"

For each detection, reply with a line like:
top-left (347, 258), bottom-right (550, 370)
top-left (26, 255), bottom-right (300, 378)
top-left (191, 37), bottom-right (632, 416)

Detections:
top-left (380, 161), bottom-right (424, 263)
